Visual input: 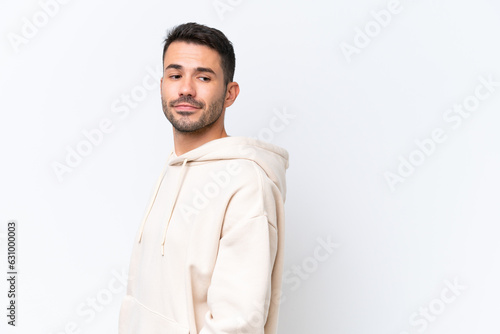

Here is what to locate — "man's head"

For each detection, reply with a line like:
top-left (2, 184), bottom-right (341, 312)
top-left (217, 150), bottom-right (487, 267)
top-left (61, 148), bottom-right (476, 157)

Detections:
top-left (162, 22), bottom-right (235, 87)
top-left (160, 23), bottom-right (239, 134)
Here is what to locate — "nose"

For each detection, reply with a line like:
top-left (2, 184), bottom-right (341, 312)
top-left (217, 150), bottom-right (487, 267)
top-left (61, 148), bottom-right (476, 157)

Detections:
top-left (179, 77), bottom-right (196, 97)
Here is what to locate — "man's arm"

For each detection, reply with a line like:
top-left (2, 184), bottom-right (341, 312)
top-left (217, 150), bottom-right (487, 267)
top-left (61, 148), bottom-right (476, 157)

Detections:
top-left (199, 165), bottom-right (280, 334)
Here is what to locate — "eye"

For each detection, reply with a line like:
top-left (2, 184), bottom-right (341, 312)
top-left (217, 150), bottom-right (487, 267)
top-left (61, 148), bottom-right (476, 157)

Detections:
top-left (199, 76), bottom-right (211, 82)
top-left (169, 74), bottom-right (181, 79)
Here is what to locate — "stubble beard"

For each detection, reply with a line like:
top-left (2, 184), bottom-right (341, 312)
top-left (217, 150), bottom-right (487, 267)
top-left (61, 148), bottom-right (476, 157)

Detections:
top-left (162, 93), bottom-right (226, 134)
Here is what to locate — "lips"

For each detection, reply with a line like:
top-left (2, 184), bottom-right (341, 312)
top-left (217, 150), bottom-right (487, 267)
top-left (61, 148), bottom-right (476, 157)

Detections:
top-left (174, 104), bottom-right (200, 111)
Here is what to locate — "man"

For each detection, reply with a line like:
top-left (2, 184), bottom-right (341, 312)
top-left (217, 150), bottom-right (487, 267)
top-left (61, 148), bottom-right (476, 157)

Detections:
top-left (118, 22), bottom-right (289, 334)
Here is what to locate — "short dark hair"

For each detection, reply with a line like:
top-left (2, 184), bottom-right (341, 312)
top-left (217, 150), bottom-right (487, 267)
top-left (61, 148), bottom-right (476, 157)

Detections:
top-left (162, 22), bottom-right (236, 86)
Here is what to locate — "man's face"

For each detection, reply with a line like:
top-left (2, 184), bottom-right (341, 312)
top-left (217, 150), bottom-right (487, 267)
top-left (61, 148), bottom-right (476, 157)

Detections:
top-left (161, 41), bottom-right (228, 133)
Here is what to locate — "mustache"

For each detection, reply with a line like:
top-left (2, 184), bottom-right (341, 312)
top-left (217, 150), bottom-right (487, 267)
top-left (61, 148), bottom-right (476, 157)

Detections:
top-left (168, 96), bottom-right (204, 109)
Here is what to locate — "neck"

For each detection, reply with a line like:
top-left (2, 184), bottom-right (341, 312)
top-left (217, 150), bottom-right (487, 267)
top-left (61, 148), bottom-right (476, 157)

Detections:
top-left (173, 125), bottom-right (228, 156)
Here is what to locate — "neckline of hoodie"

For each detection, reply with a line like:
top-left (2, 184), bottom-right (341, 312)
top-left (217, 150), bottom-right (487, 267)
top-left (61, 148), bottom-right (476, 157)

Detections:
top-left (171, 136), bottom-right (234, 159)
top-left (169, 136), bottom-right (288, 161)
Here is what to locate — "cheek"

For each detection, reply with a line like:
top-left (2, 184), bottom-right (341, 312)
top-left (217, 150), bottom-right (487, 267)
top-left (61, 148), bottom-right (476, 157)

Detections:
top-left (161, 84), bottom-right (175, 99)
top-left (200, 86), bottom-right (225, 102)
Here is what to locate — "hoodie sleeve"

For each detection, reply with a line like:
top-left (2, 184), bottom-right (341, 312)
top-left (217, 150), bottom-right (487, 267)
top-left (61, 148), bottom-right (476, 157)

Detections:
top-left (199, 162), bottom-right (280, 334)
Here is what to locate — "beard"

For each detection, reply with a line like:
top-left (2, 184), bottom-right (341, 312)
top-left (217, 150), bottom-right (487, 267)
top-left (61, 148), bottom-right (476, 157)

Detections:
top-left (162, 93), bottom-right (225, 134)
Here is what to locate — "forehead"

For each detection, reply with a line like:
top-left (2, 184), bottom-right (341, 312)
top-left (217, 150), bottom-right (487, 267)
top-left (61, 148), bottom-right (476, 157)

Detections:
top-left (164, 41), bottom-right (222, 72)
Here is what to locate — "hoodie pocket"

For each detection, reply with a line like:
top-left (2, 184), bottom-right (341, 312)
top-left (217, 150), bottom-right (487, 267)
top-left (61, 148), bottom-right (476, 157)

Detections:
top-left (119, 295), bottom-right (189, 334)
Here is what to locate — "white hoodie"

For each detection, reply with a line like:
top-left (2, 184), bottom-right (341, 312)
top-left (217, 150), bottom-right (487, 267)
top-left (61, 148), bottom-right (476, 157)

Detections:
top-left (118, 136), bottom-right (289, 334)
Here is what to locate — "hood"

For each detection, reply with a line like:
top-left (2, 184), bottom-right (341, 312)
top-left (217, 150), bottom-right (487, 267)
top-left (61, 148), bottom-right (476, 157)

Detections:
top-left (137, 136), bottom-right (289, 255)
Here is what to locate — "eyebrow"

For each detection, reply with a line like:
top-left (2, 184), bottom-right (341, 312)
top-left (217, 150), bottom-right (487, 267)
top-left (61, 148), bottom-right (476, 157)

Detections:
top-left (165, 64), bottom-right (216, 75)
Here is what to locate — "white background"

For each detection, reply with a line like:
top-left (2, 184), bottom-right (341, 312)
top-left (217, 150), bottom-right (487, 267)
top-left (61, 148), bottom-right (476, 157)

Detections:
top-left (1, 0), bottom-right (500, 333)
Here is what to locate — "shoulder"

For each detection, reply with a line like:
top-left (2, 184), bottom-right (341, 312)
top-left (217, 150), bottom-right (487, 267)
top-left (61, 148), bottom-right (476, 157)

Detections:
top-left (221, 159), bottom-right (274, 193)
top-left (222, 159), bottom-right (280, 225)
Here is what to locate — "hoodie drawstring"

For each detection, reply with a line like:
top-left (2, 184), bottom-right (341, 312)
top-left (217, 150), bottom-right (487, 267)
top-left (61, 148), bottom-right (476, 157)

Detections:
top-left (137, 155), bottom-right (171, 244)
top-left (137, 152), bottom-right (189, 256)
top-left (160, 157), bottom-right (188, 256)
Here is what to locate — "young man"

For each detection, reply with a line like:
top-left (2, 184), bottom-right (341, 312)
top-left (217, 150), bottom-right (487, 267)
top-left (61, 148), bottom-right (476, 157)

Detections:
top-left (118, 22), bottom-right (289, 334)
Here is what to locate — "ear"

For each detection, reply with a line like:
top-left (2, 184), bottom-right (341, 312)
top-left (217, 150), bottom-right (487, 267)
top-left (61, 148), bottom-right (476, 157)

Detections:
top-left (223, 82), bottom-right (240, 108)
